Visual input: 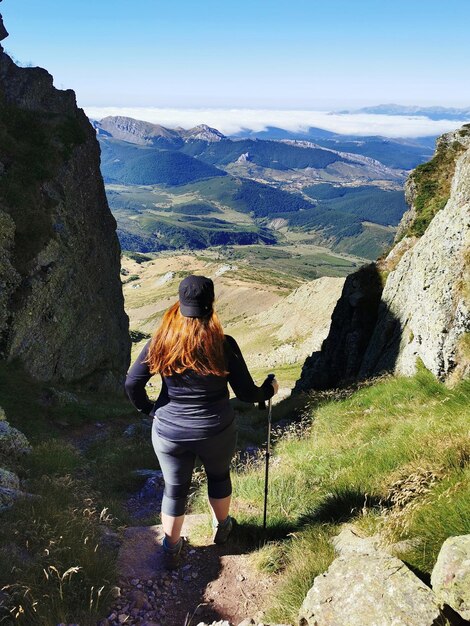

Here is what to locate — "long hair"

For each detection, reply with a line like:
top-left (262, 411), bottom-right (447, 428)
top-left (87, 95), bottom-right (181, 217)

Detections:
top-left (143, 301), bottom-right (228, 377)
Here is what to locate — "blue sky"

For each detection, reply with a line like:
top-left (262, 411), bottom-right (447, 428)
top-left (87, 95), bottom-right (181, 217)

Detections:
top-left (2, 0), bottom-right (470, 110)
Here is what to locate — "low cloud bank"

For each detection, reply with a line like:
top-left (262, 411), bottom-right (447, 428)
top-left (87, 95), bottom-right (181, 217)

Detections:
top-left (84, 106), bottom-right (466, 138)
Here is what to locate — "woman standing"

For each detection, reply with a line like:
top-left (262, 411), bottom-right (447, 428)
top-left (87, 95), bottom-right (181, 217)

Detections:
top-left (125, 275), bottom-right (278, 567)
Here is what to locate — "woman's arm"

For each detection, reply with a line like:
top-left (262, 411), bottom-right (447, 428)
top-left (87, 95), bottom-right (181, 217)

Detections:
top-left (124, 339), bottom-right (169, 417)
top-left (225, 335), bottom-right (275, 404)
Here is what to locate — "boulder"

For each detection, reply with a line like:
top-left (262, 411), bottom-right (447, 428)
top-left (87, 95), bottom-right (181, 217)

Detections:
top-left (299, 536), bottom-right (441, 626)
top-left (0, 486), bottom-right (24, 512)
top-left (0, 468), bottom-right (20, 491)
top-left (0, 419), bottom-right (32, 460)
top-left (295, 264), bottom-right (383, 391)
top-left (431, 534), bottom-right (470, 620)
top-left (331, 526), bottom-right (382, 556)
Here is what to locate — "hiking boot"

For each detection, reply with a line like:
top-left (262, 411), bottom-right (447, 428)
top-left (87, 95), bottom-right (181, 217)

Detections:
top-left (162, 536), bottom-right (184, 570)
top-left (213, 515), bottom-right (235, 544)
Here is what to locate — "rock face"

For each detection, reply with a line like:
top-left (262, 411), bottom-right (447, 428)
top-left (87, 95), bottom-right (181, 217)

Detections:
top-left (296, 126), bottom-right (470, 390)
top-left (295, 265), bottom-right (383, 391)
top-left (0, 16), bottom-right (130, 391)
top-left (431, 534), bottom-right (470, 620)
top-left (299, 528), bottom-right (441, 626)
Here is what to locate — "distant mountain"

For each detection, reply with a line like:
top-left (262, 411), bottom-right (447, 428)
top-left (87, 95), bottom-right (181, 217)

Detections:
top-left (93, 116), bottom-right (184, 148)
top-left (182, 124), bottom-right (225, 142)
top-left (93, 116), bottom-right (225, 147)
top-left (181, 137), bottom-right (348, 171)
top-left (230, 128), bottom-right (435, 169)
top-left (95, 115), bottom-right (433, 172)
top-left (230, 126), bottom-right (337, 140)
top-left (340, 104), bottom-right (470, 121)
top-left (312, 136), bottom-right (434, 170)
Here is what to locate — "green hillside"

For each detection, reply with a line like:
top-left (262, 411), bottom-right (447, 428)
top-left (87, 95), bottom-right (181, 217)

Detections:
top-left (403, 126), bottom-right (470, 237)
top-left (115, 210), bottom-right (277, 252)
top-left (106, 176), bottom-right (315, 252)
top-left (100, 138), bottom-right (226, 186)
top-left (190, 367), bottom-right (470, 624)
top-left (181, 138), bottom-right (346, 170)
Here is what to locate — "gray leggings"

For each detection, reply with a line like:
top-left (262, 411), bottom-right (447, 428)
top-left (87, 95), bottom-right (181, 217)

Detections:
top-left (151, 419), bottom-right (237, 517)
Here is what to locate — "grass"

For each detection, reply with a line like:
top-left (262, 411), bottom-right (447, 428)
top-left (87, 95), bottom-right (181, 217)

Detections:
top-left (0, 359), bottom-right (132, 441)
top-left (405, 137), bottom-right (466, 238)
top-left (0, 469), bottom-right (118, 625)
top-left (188, 367), bottom-right (470, 624)
top-left (0, 358), bottom-right (162, 623)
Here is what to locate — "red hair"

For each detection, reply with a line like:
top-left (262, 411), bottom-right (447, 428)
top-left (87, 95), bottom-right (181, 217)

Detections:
top-left (143, 301), bottom-right (228, 377)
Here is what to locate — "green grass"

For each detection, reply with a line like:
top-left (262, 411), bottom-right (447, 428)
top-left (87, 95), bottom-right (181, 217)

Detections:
top-left (189, 368), bottom-right (470, 623)
top-left (405, 137), bottom-right (466, 237)
top-left (227, 245), bottom-right (359, 279)
top-left (251, 362), bottom-right (302, 390)
top-left (0, 357), bottom-right (163, 623)
top-left (0, 474), bottom-right (118, 626)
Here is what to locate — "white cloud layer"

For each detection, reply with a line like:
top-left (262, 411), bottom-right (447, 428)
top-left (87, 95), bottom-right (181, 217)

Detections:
top-left (83, 106), bottom-right (466, 138)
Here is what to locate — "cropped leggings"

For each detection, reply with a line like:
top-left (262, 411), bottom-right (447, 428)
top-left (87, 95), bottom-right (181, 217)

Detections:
top-left (151, 418), bottom-right (237, 517)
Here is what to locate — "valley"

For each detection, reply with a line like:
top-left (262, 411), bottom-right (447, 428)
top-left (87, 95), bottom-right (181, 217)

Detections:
top-left (96, 116), bottom-right (423, 261)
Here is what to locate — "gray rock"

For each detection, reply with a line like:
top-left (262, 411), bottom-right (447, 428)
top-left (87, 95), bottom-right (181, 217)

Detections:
top-left (0, 486), bottom-right (25, 512)
top-left (295, 125), bottom-right (470, 391)
top-left (131, 469), bottom-right (163, 480)
top-left (0, 44), bottom-right (130, 391)
top-left (0, 419), bottom-right (31, 460)
top-left (361, 130), bottom-right (470, 380)
top-left (299, 550), bottom-right (441, 626)
top-left (331, 527), bottom-right (382, 556)
top-left (124, 420), bottom-right (152, 438)
top-left (431, 534), bottom-right (470, 620)
top-left (0, 468), bottom-right (20, 491)
top-left (294, 264), bottom-right (383, 391)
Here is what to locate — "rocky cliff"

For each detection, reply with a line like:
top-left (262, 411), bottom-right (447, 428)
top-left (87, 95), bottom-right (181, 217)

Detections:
top-left (296, 126), bottom-right (470, 391)
top-left (0, 7), bottom-right (130, 391)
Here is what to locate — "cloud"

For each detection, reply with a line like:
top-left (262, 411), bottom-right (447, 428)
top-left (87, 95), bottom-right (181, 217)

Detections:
top-left (84, 106), bottom-right (466, 138)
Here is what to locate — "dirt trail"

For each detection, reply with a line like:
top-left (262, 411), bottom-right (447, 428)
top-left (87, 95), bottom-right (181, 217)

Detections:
top-left (102, 514), bottom-right (274, 626)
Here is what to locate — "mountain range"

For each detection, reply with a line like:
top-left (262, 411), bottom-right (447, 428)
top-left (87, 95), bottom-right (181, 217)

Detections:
top-left (339, 103), bottom-right (470, 121)
top-left (94, 116), bottom-right (435, 170)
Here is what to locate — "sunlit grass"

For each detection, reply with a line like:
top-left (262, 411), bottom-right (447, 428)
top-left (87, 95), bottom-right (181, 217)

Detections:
top-left (189, 368), bottom-right (470, 624)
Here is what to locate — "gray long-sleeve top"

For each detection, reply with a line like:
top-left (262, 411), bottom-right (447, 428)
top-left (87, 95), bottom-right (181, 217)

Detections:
top-left (124, 334), bottom-right (274, 440)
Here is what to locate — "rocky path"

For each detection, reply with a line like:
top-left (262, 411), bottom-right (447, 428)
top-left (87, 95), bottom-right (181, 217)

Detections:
top-left (100, 514), bottom-right (274, 626)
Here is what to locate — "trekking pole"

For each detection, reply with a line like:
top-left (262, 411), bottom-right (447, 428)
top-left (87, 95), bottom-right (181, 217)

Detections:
top-left (260, 373), bottom-right (275, 532)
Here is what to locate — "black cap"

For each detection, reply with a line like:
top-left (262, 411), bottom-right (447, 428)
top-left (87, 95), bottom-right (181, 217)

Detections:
top-left (178, 275), bottom-right (215, 318)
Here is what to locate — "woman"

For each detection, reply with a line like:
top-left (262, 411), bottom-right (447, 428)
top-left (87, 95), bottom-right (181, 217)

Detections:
top-left (125, 274), bottom-right (278, 567)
